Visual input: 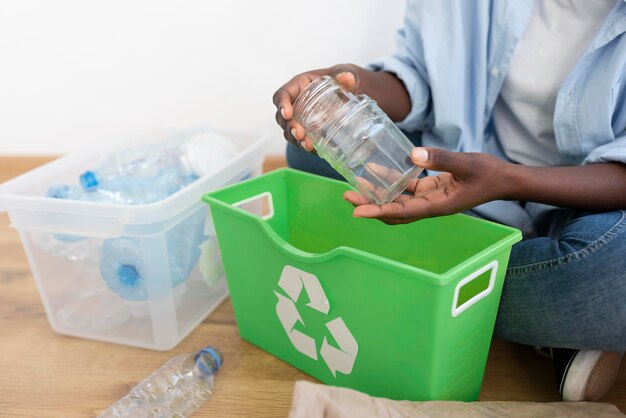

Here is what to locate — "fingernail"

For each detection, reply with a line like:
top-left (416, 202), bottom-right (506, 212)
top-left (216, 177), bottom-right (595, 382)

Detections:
top-left (290, 128), bottom-right (297, 139)
top-left (300, 141), bottom-right (306, 149)
top-left (412, 147), bottom-right (429, 162)
top-left (280, 107), bottom-right (286, 119)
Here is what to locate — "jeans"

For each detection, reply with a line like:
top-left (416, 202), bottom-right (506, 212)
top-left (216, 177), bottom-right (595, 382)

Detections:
top-left (287, 142), bottom-right (626, 352)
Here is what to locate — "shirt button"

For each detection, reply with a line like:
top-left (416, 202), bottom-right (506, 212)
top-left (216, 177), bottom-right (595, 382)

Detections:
top-left (490, 67), bottom-right (500, 77)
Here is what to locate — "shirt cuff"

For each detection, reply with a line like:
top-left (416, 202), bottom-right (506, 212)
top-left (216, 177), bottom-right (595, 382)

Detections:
top-left (582, 136), bottom-right (626, 165)
top-left (367, 55), bottom-right (431, 132)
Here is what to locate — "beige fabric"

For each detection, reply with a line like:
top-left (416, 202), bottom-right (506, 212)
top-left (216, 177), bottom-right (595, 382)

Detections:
top-left (288, 381), bottom-right (625, 418)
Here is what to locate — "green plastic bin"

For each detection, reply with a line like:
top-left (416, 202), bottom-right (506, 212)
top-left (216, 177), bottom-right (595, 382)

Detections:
top-left (203, 168), bottom-right (521, 401)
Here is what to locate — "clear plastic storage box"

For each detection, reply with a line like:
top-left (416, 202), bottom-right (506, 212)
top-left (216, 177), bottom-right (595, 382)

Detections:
top-left (0, 130), bottom-right (268, 350)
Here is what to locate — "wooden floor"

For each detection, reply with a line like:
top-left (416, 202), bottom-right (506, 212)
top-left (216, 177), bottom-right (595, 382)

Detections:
top-left (0, 156), bottom-right (624, 417)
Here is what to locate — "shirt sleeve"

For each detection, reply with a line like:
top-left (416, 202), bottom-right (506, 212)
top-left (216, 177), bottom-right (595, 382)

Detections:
top-left (582, 136), bottom-right (626, 165)
top-left (367, 2), bottom-right (432, 132)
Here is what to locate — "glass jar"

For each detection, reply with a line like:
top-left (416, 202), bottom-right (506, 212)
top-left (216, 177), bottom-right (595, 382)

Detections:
top-left (293, 76), bottom-right (422, 205)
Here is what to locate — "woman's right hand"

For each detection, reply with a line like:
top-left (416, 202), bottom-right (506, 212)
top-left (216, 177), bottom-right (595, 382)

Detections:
top-left (272, 64), bottom-right (361, 152)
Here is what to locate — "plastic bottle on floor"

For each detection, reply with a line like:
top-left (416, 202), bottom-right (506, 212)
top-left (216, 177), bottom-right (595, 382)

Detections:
top-left (97, 346), bottom-right (223, 418)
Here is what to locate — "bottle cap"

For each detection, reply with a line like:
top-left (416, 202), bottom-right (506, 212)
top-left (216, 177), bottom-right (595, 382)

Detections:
top-left (180, 132), bottom-right (238, 177)
top-left (195, 346), bottom-right (223, 376)
top-left (80, 171), bottom-right (100, 191)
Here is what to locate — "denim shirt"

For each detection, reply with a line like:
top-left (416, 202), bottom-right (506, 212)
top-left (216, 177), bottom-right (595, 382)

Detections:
top-left (369, 0), bottom-right (626, 236)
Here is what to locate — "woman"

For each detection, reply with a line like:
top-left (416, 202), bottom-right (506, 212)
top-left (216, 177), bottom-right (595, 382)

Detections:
top-left (273, 0), bottom-right (626, 401)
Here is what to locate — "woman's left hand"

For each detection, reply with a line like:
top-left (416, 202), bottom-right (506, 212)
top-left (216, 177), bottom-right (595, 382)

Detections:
top-left (344, 147), bottom-right (512, 224)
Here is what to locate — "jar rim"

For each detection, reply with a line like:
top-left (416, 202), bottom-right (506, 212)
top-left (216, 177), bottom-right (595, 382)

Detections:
top-left (293, 76), bottom-right (347, 126)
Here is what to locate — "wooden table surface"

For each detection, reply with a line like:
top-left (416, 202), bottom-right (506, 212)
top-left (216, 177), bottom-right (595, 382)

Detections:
top-left (0, 156), bottom-right (624, 417)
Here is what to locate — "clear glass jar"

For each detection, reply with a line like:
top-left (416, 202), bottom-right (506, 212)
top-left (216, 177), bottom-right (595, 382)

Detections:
top-left (293, 76), bottom-right (422, 205)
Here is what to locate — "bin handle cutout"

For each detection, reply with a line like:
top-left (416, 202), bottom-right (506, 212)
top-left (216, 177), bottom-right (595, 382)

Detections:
top-left (232, 191), bottom-right (274, 220)
top-left (451, 260), bottom-right (498, 318)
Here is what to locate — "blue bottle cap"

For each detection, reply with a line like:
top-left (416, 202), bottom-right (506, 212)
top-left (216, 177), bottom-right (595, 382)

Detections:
top-left (195, 346), bottom-right (223, 376)
top-left (117, 265), bottom-right (140, 287)
top-left (80, 171), bottom-right (99, 191)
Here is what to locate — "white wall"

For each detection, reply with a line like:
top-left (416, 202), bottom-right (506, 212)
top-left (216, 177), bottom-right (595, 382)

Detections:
top-left (0, 0), bottom-right (405, 156)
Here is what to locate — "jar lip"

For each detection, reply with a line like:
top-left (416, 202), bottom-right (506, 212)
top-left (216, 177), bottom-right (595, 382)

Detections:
top-left (293, 76), bottom-right (343, 125)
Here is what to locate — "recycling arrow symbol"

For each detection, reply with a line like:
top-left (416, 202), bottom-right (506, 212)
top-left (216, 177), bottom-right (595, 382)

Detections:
top-left (274, 265), bottom-right (358, 377)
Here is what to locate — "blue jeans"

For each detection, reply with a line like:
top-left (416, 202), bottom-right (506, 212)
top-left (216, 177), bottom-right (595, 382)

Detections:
top-left (287, 142), bottom-right (626, 352)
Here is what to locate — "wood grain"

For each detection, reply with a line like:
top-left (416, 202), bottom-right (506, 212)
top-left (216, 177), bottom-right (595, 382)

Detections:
top-left (0, 155), bottom-right (623, 417)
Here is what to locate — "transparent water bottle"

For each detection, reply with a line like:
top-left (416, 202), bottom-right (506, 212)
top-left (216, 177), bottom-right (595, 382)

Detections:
top-left (80, 128), bottom-right (237, 194)
top-left (98, 346), bottom-right (223, 418)
top-left (48, 171), bottom-right (192, 205)
top-left (90, 168), bottom-right (197, 204)
top-left (293, 76), bottom-right (422, 204)
top-left (47, 184), bottom-right (115, 202)
top-left (45, 185), bottom-right (118, 242)
top-left (98, 207), bottom-right (207, 301)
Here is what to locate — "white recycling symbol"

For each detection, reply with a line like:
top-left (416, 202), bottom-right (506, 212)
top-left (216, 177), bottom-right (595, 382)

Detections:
top-left (274, 265), bottom-right (359, 377)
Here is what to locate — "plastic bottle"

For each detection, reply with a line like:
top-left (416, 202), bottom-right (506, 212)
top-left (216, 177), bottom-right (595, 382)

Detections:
top-left (47, 184), bottom-right (115, 202)
top-left (80, 128), bottom-right (238, 195)
top-left (293, 76), bottom-right (422, 205)
top-left (99, 207), bottom-right (208, 301)
top-left (97, 346), bottom-right (223, 418)
top-left (87, 168), bottom-right (198, 205)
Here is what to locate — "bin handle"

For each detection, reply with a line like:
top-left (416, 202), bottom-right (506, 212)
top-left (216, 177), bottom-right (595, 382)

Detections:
top-left (451, 260), bottom-right (498, 318)
top-left (232, 191), bottom-right (274, 220)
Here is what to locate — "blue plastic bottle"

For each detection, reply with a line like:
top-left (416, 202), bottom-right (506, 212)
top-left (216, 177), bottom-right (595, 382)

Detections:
top-left (79, 128), bottom-right (237, 199)
top-left (47, 184), bottom-right (112, 202)
top-left (98, 207), bottom-right (208, 301)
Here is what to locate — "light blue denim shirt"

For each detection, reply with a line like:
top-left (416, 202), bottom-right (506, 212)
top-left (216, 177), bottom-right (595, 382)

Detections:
top-left (369, 0), bottom-right (626, 236)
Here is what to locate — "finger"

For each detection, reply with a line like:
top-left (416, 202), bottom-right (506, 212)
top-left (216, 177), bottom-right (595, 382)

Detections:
top-left (275, 109), bottom-right (289, 131)
top-left (335, 71), bottom-right (357, 91)
top-left (414, 176), bottom-right (439, 194)
top-left (272, 73), bottom-right (320, 122)
top-left (288, 122), bottom-right (305, 142)
top-left (394, 194), bottom-right (413, 202)
top-left (363, 162), bottom-right (421, 199)
top-left (302, 135), bottom-right (316, 153)
top-left (273, 89), bottom-right (295, 121)
top-left (365, 162), bottom-right (404, 185)
top-left (380, 218), bottom-right (415, 225)
top-left (352, 197), bottom-right (434, 220)
top-left (411, 147), bottom-right (474, 176)
top-left (352, 174), bottom-right (390, 203)
top-left (276, 111), bottom-right (299, 146)
top-left (344, 190), bottom-right (370, 206)
top-left (403, 177), bottom-right (420, 194)
top-left (331, 64), bottom-right (361, 92)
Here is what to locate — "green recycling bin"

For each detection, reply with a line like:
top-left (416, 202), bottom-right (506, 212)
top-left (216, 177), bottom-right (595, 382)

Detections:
top-left (203, 168), bottom-right (521, 401)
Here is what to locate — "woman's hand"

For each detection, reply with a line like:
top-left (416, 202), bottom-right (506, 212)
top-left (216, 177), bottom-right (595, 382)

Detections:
top-left (273, 64), bottom-right (412, 153)
top-left (344, 147), bottom-right (512, 224)
top-left (272, 64), bottom-right (361, 152)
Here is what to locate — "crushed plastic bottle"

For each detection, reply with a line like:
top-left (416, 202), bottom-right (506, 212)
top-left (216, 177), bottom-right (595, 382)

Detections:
top-left (97, 346), bottom-right (223, 418)
top-left (41, 129), bottom-right (237, 301)
top-left (79, 128), bottom-right (237, 199)
top-left (98, 207), bottom-right (208, 301)
top-left (47, 184), bottom-right (116, 202)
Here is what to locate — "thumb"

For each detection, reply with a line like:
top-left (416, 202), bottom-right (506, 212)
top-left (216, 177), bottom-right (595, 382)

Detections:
top-left (411, 147), bottom-right (473, 175)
